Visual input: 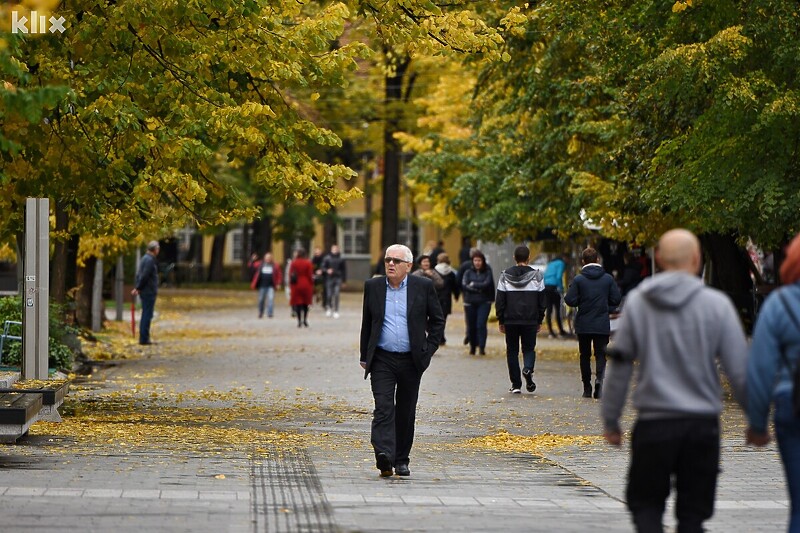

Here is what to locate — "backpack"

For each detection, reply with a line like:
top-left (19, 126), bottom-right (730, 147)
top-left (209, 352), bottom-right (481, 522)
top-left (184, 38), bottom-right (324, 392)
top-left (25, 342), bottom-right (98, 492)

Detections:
top-left (776, 290), bottom-right (800, 417)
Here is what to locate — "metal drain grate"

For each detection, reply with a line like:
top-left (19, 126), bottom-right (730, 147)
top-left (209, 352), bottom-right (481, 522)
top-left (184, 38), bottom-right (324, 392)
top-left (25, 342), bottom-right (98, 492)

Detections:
top-left (250, 447), bottom-right (337, 533)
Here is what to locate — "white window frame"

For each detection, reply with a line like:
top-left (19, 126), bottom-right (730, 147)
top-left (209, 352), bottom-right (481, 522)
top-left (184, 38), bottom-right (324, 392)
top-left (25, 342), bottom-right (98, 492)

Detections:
top-left (340, 216), bottom-right (370, 258)
top-left (227, 228), bottom-right (245, 264)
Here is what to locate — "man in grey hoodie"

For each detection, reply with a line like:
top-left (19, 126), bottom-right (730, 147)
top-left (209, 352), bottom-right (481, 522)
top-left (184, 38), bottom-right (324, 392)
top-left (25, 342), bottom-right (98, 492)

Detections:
top-left (495, 245), bottom-right (547, 394)
top-left (601, 229), bottom-right (748, 533)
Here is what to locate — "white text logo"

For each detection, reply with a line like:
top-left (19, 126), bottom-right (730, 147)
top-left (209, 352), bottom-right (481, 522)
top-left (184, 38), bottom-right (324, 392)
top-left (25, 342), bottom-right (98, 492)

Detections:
top-left (12, 11), bottom-right (66, 34)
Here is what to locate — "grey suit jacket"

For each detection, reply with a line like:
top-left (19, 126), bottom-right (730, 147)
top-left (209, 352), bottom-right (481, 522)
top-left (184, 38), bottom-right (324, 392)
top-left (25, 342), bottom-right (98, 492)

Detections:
top-left (360, 274), bottom-right (445, 377)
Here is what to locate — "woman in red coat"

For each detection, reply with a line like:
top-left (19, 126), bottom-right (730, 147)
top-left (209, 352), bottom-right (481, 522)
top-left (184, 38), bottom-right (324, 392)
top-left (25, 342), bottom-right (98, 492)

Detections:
top-left (289, 248), bottom-right (315, 327)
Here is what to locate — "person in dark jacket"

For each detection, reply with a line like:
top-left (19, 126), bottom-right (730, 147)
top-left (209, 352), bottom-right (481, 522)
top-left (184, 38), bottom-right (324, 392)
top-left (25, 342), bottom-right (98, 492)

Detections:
top-left (496, 246), bottom-right (547, 394)
top-left (131, 240), bottom-right (160, 345)
top-left (434, 253), bottom-right (459, 346)
top-left (564, 247), bottom-right (622, 399)
top-left (617, 252), bottom-right (643, 297)
top-left (462, 250), bottom-right (495, 355)
top-left (322, 244), bottom-right (347, 318)
top-left (456, 247), bottom-right (479, 345)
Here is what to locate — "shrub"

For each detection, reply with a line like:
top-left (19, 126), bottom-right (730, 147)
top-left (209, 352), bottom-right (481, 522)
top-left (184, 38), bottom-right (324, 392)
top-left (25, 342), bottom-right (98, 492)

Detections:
top-left (0, 296), bottom-right (79, 370)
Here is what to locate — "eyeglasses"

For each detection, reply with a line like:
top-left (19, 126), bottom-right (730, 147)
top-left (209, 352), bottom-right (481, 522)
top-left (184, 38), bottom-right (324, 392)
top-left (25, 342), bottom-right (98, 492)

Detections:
top-left (384, 257), bottom-right (408, 265)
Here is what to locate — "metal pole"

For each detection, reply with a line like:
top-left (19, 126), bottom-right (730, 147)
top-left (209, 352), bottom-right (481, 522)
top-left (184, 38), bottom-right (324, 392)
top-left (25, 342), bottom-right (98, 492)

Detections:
top-left (115, 255), bottom-right (124, 321)
top-left (91, 258), bottom-right (103, 332)
top-left (23, 198), bottom-right (49, 380)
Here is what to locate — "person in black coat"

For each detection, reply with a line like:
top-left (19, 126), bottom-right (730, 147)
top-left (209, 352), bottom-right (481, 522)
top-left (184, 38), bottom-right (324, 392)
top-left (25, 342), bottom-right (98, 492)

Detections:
top-left (461, 250), bottom-right (495, 355)
top-left (617, 252), bottom-right (643, 297)
top-left (433, 253), bottom-right (459, 345)
top-left (360, 244), bottom-right (445, 478)
top-left (564, 247), bottom-right (622, 399)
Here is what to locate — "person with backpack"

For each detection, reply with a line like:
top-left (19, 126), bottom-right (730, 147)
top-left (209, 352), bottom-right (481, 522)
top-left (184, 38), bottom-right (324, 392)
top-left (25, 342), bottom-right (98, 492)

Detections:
top-left (747, 231), bottom-right (800, 533)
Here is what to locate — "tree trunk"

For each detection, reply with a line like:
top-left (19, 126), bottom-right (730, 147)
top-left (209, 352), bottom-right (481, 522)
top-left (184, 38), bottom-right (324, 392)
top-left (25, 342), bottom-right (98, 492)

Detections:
top-left (207, 233), bottom-right (226, 282)
top-left (50, 201), bottom-right (69, 304)
top-left (380, 55), bottom-right (411, 250)
top-left (250, 216), bottom-right (273, 257)
top-left (240, 223), bottom-right (250, 281)
top-left (75, 256), bottom-right (97, 328)
top-left (700, 233), bottom-right (757, 332)
top-left (323, 210), bottom-right (337, 251)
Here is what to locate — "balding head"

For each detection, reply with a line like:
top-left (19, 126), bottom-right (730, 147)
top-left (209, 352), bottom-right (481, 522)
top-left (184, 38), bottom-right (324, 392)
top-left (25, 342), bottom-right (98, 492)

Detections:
top-left (656, 229), bottom-right (701, 274)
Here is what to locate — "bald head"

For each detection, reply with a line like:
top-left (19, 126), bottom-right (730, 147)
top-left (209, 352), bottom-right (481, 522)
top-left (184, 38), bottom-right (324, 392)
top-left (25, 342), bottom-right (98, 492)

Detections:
top-left (656, 229), bottom-right (701, 273)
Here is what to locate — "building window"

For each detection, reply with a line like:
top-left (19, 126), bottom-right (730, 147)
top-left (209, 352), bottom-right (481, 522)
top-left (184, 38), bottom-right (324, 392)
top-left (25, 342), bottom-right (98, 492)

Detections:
top-left (228, 228), bottom-right (245, 263)
top-left (397, 219), bottom-right (418, 252)
top-left (342, 217), bottom-right (369, 255)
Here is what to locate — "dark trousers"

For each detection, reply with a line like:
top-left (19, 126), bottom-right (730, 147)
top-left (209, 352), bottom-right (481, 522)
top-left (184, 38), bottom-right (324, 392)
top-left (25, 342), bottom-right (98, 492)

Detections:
top-left (466, 301), bottom-right (492, 350)
top-left (544, 286), bottom-right (566, 335)
top-left (370, 349), bottom-right (421, 466)
top-left (504, 324), bottom-right (538, 389)
top-left (627, 418), bottom-right (720, 533)
top-left (578, 333), bottom-right (609, 384)
top-left (139, 293), bottom-right (156, 344)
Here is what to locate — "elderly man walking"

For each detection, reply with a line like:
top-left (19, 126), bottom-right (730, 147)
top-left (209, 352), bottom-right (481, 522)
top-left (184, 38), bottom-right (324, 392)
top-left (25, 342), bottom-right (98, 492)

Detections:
top-left (601, 229), bottom-right (748, 533)
top-left (359, 244), bottom-right (445, 477)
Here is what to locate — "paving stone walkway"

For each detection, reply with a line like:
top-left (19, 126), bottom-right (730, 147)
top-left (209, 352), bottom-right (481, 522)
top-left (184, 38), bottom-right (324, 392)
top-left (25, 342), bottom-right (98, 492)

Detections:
top-left (0, 289), bottom-right (790, 532)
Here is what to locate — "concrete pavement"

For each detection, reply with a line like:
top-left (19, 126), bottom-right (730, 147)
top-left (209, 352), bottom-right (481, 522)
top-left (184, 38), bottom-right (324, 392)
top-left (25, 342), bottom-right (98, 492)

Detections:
top-left (0, 289), bottom-right (789, 532)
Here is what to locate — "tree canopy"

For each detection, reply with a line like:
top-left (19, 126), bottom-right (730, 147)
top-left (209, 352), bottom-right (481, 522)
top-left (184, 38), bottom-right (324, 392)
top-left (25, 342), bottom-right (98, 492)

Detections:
top-left (403, 0), bottom-right (800, 250)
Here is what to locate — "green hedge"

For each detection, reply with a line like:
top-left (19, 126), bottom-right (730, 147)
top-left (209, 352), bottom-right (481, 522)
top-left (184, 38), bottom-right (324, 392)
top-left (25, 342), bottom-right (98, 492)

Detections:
top-left (0, 296), bottom-right (78, 370)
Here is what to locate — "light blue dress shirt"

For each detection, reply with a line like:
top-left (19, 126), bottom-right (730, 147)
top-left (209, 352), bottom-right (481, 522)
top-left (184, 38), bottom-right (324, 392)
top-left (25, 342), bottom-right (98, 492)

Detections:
top-left (378, 275), bottom-right (411, 353)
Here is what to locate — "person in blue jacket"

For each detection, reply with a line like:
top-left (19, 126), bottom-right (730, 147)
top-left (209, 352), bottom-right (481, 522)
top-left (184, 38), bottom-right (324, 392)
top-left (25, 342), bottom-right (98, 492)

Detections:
top-left (747, 231), bottom-right (800, 533)
top-left (131, 240), bottom-right (160, 345)
top-left (564, 247), bottom-right (621, 399)
top-left (543, 254), bottom-right (568, 337)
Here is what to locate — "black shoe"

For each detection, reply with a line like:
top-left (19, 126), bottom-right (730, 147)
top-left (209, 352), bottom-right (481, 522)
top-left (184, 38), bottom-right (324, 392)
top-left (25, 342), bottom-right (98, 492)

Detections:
top-left (463, 336), bottom-right (469, 345)
top-left (469, 346), bottom-right (476, 355)
top-left (395, 463), bottom-right (410, 476)
top-left (376, 453), bottom-right (393, 477)
top-left (593, 380), bottom-right (603, 399)
top-left (582, 384), bottom-right (592, 398)
top-left (523, 369), bottom-right (536, 392)
top-left (479, 348), bottom-right (486, 356)
top-left (304, 321), bottom-right (309, 327)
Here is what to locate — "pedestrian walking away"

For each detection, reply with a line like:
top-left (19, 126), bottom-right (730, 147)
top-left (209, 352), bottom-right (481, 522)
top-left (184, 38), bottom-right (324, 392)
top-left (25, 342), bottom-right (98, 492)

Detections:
top-left (322, 244), bottom-right (347, 318)
top-left (564, 247), bottom-right (622, 399)
top-left (311, 246), bottom-right (326, 307)
top-left (461, 250), bottom-right (495, 356)
top-left (249, 251), bottom-right (283, 318)
top-left (495, 245), bottom-right (547, 394)
top-left (131, 240), bottom-right (160, 345)
top-left (747, 231), bottom-right (800, 533)
top-left (543, 254), bottom-right (568, 337)
top-left (360, 244), bottom-right (445, 477)
top-left (288, 248), bottom-right (314, 327)
top-left (601, 228), bottom-right (748, 533)
top-left (434, 252), bottom-right (460, 346)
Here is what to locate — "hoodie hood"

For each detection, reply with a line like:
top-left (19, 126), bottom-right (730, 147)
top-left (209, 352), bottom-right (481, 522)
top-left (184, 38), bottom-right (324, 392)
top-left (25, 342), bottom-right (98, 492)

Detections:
top-left (435, 263), bottom-right (454, 276)
top-left (636, 271), bottom-right (704, 309)
top-left (581, 263), bottom-right (606, 280)
top-left (501, 265), bottom-right (544, 289)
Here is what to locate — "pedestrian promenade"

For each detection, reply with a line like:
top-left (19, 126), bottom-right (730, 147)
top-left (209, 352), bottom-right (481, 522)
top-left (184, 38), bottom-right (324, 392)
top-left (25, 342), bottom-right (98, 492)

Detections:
top-left (0, 290), bottom-right (789, 532)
